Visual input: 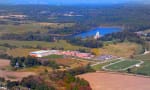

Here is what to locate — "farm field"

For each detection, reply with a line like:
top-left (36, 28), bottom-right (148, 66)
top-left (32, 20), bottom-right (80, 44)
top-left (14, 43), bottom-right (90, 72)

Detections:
top-left (18, 66), bottom-right (52, 73)
top-left (92, 42), bottom-right (142, 57)
top-left (0, 59), bottom-right (36, 81)
top-left (36, 22), bottom-right (74, 29)
top-left (78, 72), bottom-right (150, 90)
top-left (92, 59), bottom-right (120, 71)
top-left (50, 58), bottom-right (90, 69)
top-left (131, 61), bottom-right (150, 76)
top-left (105, 60), bottom-right (141, 71)
top-left (0, 40), bottom-right (89, 51)
top-left (42, 54), bottom-right (63, 59)
top-left (130, 53), bottom-right (150, 76)
top-left (7, 48), bottom-right (39, 57)
top-left (134, 53), bottom-right (150, 60)
top-left (0, 22), bottom-right (74, 35)
top-left (0, 24), bottom-right (48, 35)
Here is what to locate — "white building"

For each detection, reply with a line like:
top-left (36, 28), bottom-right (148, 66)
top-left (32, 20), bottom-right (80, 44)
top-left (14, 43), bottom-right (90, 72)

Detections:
top-left (94, 31), bottom-right (101, 39)
top-left (29, 50), bottom-right (59, 57)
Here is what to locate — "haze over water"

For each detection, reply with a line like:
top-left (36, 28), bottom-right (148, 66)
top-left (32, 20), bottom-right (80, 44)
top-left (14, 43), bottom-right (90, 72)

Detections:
top-left (0, 0), bottom-right (148, 5)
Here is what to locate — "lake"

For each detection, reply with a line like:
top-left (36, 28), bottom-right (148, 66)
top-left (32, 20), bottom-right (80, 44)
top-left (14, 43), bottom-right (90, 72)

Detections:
top-left (75, 27), bottom-right (122, 38)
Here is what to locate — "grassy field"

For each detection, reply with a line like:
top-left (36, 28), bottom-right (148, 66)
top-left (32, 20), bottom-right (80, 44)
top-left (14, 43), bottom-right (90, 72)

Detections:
top-left (7, 48), bottom-right (39, 57)
top-left (92, 42), bottom-right (142, 57)
top-left (19, 66), bottom-right (52, 73)
top-left (134, 53), bottom-right (150, 60)
top-left (43, 54), bottom-right (63, 59)
top-left (105, 60), bottom-right (140, 71)
top-left (0, 40), bottom-right (89, 51)
top-left (50, 58), bottom-right (90, 69)
top-left (130, 53), bottom-right (150, 75)
top-left (0, 22), bottom-right (74, 35)
top-left (92, 59), bottom-right (120, 71)
top-left (131, 61), bottom-right (150, 76)
top-left (36, 22), bottom-right (74, 29)
top-left (0, 24), bottom-right (48, 35)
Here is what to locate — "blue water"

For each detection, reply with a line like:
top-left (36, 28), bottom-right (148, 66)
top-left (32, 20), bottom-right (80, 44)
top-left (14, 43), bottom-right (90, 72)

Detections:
top-left (75, 27), bottom-right (121, 38)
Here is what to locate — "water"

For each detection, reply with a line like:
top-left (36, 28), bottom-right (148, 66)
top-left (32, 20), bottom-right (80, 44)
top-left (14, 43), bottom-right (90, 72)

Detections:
top-left (75, 27), bottom-right (122, 38)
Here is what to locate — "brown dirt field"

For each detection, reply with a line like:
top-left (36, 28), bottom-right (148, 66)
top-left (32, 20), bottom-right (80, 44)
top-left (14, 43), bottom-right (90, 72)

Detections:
top-left (0, 59), bottom-right (36, 81)
top-left (78, 72), bottom-right (150, 90)
top-left (0, 59), bottom-right (10, 69)
top-left (53, 58), bottom-right (89, 68)
top-left (0, 70), bottom-right (36, 81)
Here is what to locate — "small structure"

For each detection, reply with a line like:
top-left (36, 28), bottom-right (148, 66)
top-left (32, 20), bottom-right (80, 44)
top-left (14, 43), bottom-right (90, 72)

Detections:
top-left (94, 31), bottom-right (101, 39)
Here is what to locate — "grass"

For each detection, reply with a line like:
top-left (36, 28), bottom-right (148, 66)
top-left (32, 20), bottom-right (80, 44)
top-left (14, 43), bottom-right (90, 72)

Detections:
top-left (36, 22), bottom-right (74, 29)
top-left (92, 59), bottom-right (120, 71)
top-left (105, 60), bottom-right (140, 71)
top-left (0, 46), bottom-right (8, 51)
top-left (43, 54), bottom-right (63, 59)
top-left (92, 42), bottom-right (142, 57)
top-left (19, 66), bottom-right (52, 73)
top-left (7, 48), bottom-right (39, 57)
top-left (131, 61), bottom-right (150, 76)
top-left (134, 53), bottom-right (150, 61)
top-left (0, 24), bottom-right (48, 35)
top-left (0, 40), bottom-right (89, 51)
top-left (0, 23), bottom-right (74, 36)
top-left (6, 75), bottom-right (17, 79)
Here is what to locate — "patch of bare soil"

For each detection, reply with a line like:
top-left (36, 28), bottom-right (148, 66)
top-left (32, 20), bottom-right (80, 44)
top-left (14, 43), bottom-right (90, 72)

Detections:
top-left (78, 72), bottom-right (150, 90)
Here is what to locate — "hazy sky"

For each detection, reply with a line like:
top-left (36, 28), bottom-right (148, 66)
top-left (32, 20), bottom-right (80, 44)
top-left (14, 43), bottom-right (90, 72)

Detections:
top-left (0, 0), bottom-right (147, 5)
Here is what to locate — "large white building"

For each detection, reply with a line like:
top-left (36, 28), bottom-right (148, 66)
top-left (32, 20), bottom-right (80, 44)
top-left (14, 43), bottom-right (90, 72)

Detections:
top-left (29, 50), bottom-right (59, 57)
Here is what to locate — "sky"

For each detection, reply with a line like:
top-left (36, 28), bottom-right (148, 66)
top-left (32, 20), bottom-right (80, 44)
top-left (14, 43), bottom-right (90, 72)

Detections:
top-left (0, 0), bottom-right (147, 5)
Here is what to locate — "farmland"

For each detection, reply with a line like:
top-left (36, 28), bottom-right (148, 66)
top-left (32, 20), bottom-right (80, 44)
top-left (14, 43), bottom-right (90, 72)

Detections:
top-left (7, 48), bottom-right (39, 57)
top-left (104, 60), bottom-right (141, 71)
top-left (0, 59), bottom-right (36, 81)
top-left (92, 42), bottom-right (142, 57)
top-left (0, 24), bottom-right (48, 35)
top-left (0, 40), bottom-right (90, 57)
top-left (79, 72), bottom-right (150, 90)
top-left (0, 22), bottom-right (75, 36)
top-left (92, 59), bottom-right (120, 71)
top-left (0, 40), bottom-right (89, 51)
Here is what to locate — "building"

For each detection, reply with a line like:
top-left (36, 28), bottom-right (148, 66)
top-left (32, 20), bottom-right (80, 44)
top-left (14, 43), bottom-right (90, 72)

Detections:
top-left (29, 50), bottom-right (94, 59)
top-left (29, 50), bottom-right (59, 57)
top-left (94, 31), bottom-right (101, 39)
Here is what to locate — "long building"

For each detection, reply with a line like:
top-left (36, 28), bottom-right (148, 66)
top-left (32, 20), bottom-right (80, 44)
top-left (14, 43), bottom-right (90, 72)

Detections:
top-left (29, 50), bottom-right (94, 59)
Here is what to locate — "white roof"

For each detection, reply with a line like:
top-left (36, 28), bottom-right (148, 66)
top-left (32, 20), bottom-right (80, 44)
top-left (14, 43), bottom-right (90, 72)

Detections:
top-left (31, 50), bottom-right (49, 54)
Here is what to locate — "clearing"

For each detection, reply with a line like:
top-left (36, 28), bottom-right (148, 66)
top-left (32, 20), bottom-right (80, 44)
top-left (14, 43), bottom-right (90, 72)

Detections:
top-left (0, 59), bottom-right (36, 81)
top-left (92, 42), bottom-right (142, 57)
top-left (79, 72), bottom-right (150, 90)
top-left (104, 60), bottom-right (142, 71)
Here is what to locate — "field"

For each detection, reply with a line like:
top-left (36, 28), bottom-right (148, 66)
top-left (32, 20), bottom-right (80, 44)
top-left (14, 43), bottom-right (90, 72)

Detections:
top-left (42, 54), bottom-right (63, 59)
top-left (78, 72), bottom-right (150, 90)
top-left (0, 40), bottom-right (89, 51)
top-left (92, 59), bottom-right (120, 71)
top-left (0, 59), bottom-right (35, 81)
top-left (19, 66), bottom-right (52, 73)
top-left (50, 58), bottom-right (90, 69)
top-left (0, 24), bottom-right (48, 35)
top-left (92, 42), bottom-right (142, 57)
top-left (130, 53), bottom-right (150, 75)
top-left (7, 48), bottom-right (39, 57)
top-left (0, 22), bottom-right (74, 36)
top-left (0, 40), bottom-right (89, 57)
top-left (134, 53), bottom-right (150, 60)
top-left (105, 60), bottom-right (140, 71)
top-left (36, 22), bottom-right (74, 29)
